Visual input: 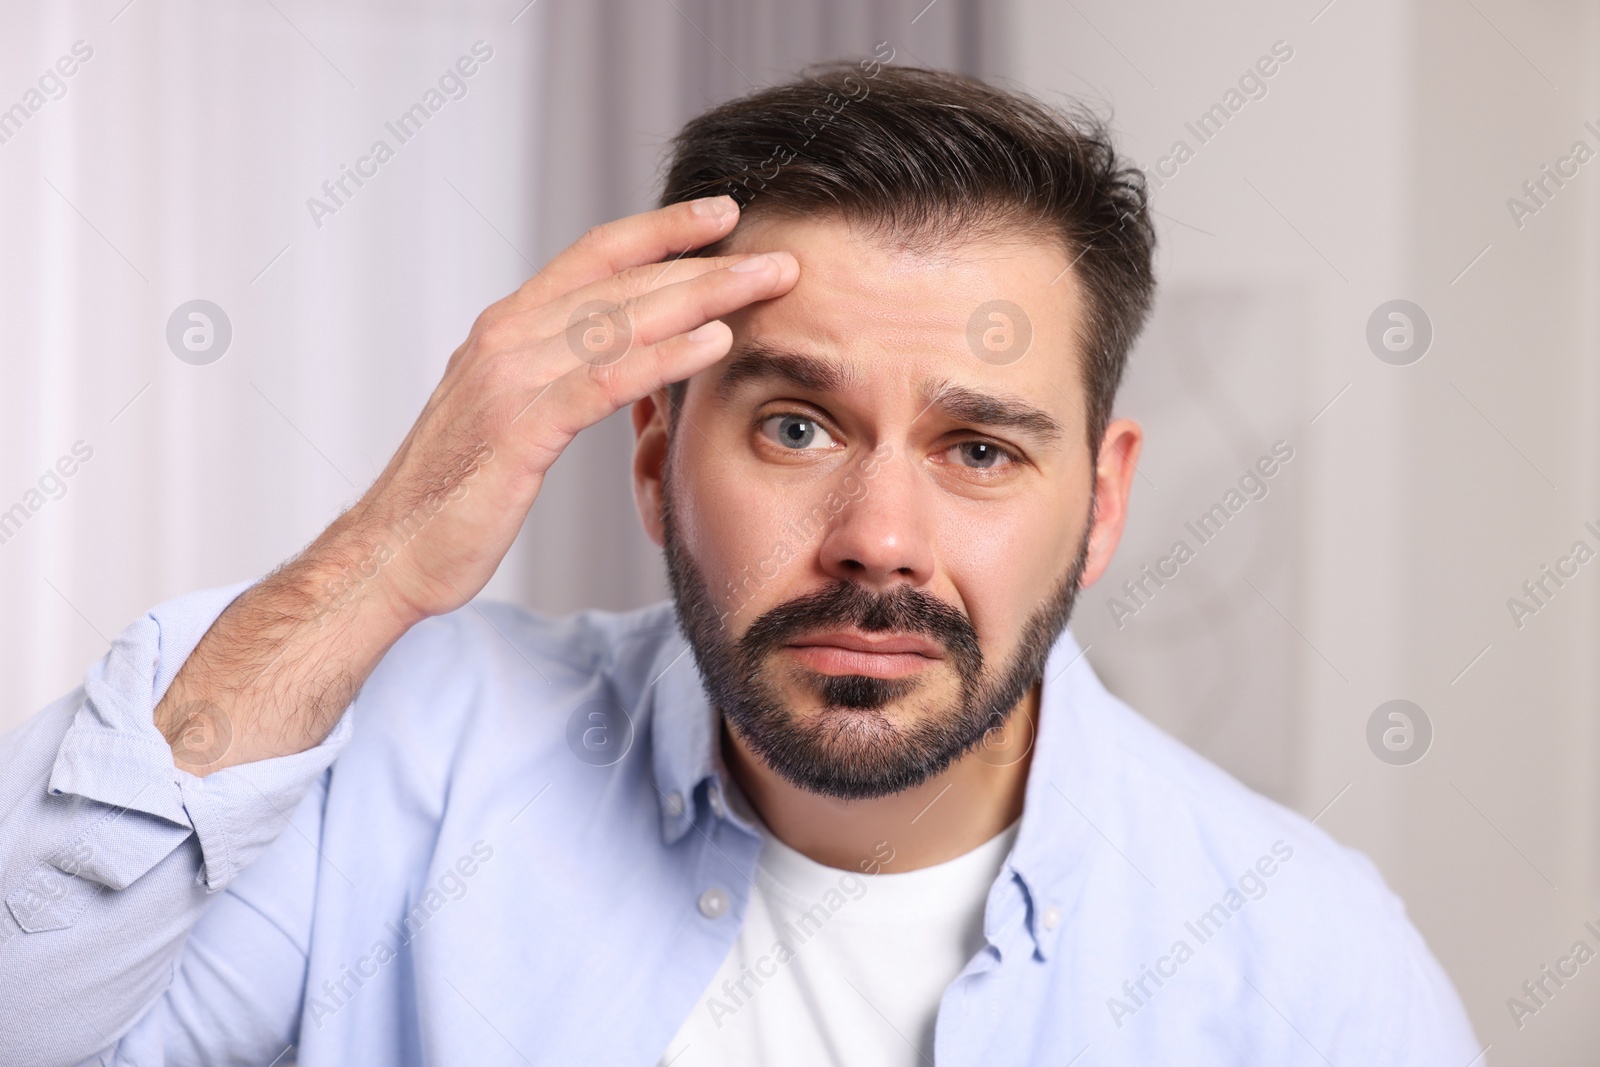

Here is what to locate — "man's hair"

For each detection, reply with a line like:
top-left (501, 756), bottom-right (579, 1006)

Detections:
top-left (655, 60), bottom-right (1157, 449)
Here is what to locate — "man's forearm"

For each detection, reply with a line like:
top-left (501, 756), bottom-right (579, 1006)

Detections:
top-left (153, 522), bottom-right (419, 775)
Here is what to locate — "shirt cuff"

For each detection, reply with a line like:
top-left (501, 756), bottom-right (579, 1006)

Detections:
top-left (43, 579), bottom-right (356, 894)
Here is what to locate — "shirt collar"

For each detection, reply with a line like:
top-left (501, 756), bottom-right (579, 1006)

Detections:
top-left (642, 612), bottom-right (1111, 954)
top-left (1003, 626), bottom-right (1106, 960)
top-left (642, 626), bottom-right (719, 845)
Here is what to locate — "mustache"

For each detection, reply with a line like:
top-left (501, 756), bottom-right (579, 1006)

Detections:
top-left (739, 581), bottom-right (983, 677)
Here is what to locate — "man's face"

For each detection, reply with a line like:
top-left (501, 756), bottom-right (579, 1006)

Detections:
top-left (639, 214), bottom-right (1118, 799)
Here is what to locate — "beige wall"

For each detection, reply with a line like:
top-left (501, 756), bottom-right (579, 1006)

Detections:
top-left (1012, 0), bottom-right (1600, 1059)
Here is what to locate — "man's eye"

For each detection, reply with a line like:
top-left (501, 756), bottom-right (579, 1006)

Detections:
top-left (951, 441), bottom-right (1012, 469)
top-left (759, 414), bottom-right (837, 450)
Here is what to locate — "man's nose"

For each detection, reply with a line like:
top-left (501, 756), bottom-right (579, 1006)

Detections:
top-left (816, 450), bottom-right (935, 589)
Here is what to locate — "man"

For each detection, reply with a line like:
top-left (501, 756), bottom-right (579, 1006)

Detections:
top-left (0, 62), bottom-right (1476, 1065)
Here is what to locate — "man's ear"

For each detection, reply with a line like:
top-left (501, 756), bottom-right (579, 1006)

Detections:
top-left (631, 390), bottom-right (672, 548)
top-left (1079, 417), bottom-right (1143, 589)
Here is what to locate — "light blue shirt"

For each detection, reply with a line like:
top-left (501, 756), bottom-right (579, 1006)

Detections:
top-left (1, 580), bottom-right (1479, 1066)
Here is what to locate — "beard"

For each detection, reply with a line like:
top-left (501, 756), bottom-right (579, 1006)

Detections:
top-left (661, 472), bottom-right (1092, 801)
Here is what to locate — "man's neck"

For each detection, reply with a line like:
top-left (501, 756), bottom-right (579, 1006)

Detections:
top-left (719, 686), bottom-right (1039, 874)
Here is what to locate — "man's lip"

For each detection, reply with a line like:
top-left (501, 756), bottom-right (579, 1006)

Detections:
top-left (785, 632), bottom-right (943, 658)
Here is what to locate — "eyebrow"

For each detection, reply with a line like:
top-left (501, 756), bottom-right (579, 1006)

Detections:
top-left (919, 381), bottom-right (1064, 444)
top-left (714, 342), bottom-right (1064, 445)
top-left (713, 341), bottom-right (858, 398)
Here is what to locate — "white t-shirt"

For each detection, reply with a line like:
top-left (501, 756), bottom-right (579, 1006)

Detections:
top-left (660, 814), bottom-right (1020, 1067)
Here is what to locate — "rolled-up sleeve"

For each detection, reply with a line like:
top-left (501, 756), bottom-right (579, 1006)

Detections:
top-left (0, 580), bottom-right (354, 1066)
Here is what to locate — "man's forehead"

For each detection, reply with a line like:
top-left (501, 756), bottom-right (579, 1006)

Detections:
top-left (719, 213), bottom-right (1075, 316)
top-left (710, 213), bottom-right (1086, 409)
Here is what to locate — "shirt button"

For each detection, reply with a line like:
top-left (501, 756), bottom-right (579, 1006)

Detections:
top-left (1041, 904), bottom-right (1062, 931)
top-left (707, 786), bottom-right (727, 819)
top-left (698, 887), bottom-right (730, 919)
top-left (664, 792), bottom-right (685, 817)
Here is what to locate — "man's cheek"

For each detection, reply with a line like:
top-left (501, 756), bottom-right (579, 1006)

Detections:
top-left (691, 517), bottom-right (798, 628)
top-left (757, 539), bottom-right (792, 581)
top-left (946, 562), bottom-right (1036, 658)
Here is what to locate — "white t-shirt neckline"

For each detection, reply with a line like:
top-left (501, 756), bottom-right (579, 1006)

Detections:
top-left (660, 778), bottom-right (1021, 1067)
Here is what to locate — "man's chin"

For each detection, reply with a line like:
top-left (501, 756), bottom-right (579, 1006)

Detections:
top-left (775, 663), bottom-right (952, 715)
top-left (792, 705), bottom-right (902, 750)
top-left (725, 678), bottom-right (983, 800)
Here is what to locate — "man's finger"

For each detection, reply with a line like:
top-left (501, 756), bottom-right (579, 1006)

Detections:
top-left (503, 196), bottom-right (741, 313)
top-left (495, 252), bottom-right (769, 350)
top-left (598, 251), bottom-right (798, 355)
top-left (528, 319), bottom-right (736, 440)
top-left (530, 250), bottom-right (797, 373)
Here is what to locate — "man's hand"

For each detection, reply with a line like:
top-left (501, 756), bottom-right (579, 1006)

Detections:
top-left (153, 196), bottom-right (796, 774)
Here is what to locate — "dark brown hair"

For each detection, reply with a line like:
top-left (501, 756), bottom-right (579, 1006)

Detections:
top-left (656, 59), bottom-right (1157, 449)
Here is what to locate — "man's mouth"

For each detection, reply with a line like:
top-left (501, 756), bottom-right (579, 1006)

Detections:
top-left (784, 630), bottom-right (943, 679)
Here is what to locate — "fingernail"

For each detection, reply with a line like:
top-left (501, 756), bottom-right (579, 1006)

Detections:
top-left (729, 252), bottom-right (776, 273)
top-left (687, 321), bottom-right (723, 342)
top-left (691, 195), bottom-right (737, 220)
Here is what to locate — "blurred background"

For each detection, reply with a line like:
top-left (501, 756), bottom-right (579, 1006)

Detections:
top-left (1, 0), bottom-right (1595, 1059)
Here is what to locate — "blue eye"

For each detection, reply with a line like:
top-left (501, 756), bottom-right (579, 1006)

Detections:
top-left (953, 441), bottom-right (1011, 469)
top-left (760, 414), bottom-right (836, 450)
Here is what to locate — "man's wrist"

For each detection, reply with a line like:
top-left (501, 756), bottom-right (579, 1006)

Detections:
top-left (296, 522), bottom-right (429, 638)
